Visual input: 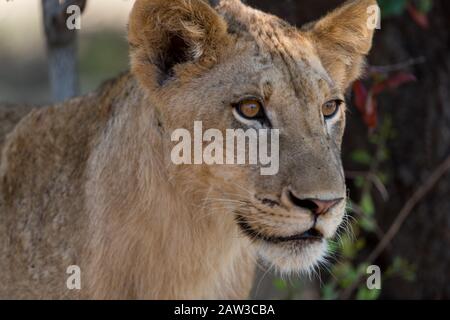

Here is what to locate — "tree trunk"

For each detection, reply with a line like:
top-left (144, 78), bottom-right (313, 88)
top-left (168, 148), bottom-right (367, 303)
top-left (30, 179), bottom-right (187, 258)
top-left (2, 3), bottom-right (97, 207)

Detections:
top-left (41, 0), bottom-right (86, 102)
top-left (247, 0), bottom-right (450, 299)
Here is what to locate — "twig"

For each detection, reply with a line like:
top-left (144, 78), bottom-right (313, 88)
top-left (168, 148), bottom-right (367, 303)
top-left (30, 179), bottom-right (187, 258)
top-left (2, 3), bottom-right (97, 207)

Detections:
top-left (340, 155), bottom-right (450, 300)
top-left (348, 201), bottom-right (385, 240)
top-left (368, 56), bottom-right (426, 74)
top-left (346, 171), bottom-right (389, 201)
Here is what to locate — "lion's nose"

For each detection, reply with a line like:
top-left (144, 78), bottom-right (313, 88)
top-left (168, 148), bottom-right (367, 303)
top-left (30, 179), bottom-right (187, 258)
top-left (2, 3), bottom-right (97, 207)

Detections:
top-left (287, 190), bottom-right (343, 215)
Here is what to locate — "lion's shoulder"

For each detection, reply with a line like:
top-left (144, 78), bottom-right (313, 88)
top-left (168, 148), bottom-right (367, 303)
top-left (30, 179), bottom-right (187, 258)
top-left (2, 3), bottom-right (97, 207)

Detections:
top-left (0, 72), bottom-right (139, 219)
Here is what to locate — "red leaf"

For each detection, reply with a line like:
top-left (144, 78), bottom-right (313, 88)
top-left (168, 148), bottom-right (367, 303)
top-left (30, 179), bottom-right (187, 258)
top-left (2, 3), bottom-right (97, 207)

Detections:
top-left (363, 93), bottom-right (378, 129)
top-left (353, 81), bottom-right (378, 129)
top-left (407, 4), bottom-right (430, 29)
top-left (353, 80), bottom-right (368, 113)
top-left (372, 72), bottom-right (417, 95)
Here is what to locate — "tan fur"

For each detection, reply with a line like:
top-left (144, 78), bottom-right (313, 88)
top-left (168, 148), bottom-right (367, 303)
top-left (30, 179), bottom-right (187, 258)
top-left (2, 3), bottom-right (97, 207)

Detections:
top-left (0, 0), bottom-right (375, 299)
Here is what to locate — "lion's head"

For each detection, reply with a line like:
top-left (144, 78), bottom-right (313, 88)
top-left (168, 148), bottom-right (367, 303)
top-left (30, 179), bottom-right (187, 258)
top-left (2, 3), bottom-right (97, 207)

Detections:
top-left (128, 0), bottom-right (376, 273)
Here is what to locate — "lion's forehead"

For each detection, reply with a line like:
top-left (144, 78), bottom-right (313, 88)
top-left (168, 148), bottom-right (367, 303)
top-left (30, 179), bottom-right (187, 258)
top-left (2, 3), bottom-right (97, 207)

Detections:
top-left (219, 0), bottom-right (335, 100)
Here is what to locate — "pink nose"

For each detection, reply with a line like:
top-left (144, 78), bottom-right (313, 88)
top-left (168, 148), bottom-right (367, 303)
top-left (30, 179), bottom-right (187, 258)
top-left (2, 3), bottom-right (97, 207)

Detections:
top-left (288, 191), bottom-right (342, 215)
top-left (307, 198), bottom-right (341, 215)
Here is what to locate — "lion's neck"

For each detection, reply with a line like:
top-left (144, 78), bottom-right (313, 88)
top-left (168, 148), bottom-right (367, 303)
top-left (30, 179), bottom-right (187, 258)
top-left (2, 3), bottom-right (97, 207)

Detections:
top-left (84, 76), bottom-right (255, 299)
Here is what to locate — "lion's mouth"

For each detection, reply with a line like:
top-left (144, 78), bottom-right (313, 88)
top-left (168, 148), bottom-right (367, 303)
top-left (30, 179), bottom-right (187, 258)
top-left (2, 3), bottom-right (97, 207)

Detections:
top-left (235, 215), bottom-right (323, 244)
top-left (273, 228), bottom-right (323, 242)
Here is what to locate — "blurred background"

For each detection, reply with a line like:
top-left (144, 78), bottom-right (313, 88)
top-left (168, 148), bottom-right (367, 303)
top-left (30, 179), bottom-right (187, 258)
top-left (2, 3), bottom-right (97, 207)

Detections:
top-left (0, 0), bottom-right (448, 299)
top-left (0, 0), bottom-right (131, 103)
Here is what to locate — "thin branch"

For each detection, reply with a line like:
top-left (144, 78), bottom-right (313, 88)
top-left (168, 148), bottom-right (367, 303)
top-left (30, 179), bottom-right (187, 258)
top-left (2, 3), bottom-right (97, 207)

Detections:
top-left (368, 56), bottom-right (426, 74)
top-left (348, 202), bottom-right (385, 240)
top-left (340, 155), bottom-right (450, 300)
top-left (346, 171), bottom-right (389, 201)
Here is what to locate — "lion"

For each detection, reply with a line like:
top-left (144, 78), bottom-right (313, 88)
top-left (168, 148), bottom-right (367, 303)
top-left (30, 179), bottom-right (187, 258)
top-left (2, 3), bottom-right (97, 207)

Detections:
top-left (0, 0), bottom-right (376, 299)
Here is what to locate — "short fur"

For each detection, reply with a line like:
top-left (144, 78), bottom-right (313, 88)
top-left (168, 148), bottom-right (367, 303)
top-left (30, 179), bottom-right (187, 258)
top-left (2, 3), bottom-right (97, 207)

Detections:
top-left (0, 0), bottom-right (376, 299)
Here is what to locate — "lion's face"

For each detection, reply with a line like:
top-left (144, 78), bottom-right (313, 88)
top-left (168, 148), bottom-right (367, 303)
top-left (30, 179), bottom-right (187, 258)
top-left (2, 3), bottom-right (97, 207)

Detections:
top-left (129, 0), bottom-right (376, 273)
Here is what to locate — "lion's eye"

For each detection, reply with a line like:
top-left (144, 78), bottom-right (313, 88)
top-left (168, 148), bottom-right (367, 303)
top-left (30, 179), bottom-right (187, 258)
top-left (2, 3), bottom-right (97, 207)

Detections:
top-left (322, 100), bottom-right (342, 119)
top-left (236, 99), bottom-right (264, 120)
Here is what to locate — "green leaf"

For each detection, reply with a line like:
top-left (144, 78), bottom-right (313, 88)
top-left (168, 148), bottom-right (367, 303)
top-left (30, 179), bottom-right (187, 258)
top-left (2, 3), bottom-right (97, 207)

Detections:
top-left (360, 216), bottom-right (377, 232)
top-left (322, 283), bottom-right (339, 300)
top-left (351, 149), bottom-right (372, 166)
top-left (385, 257), bottom-right (417, 282)
top-left (340, 236), bottom-right (357, 259)
top-left (378, 147), bottom-right (390, 162)
top-left (360, 192), bottom-right (375, 217)
top-left (377, 172), bottom-right (390, 184)
top-left (356, 287), bottom-right (381, 300)
top-left (354, 238), bottom-right (366, 251)
top-left (334, 262), bottom-right (353, 278)
top-left (357, 263), bottom-right (370, 275)
top-left (354, 176), bottom-right (365, 188)
top-left (378, 0), bottom-right (409, 18)
top-left (340, 268), bottom-right (359, 289)
top-left (417, 0), bottom-right (433, 13)
top-left (273, 278), bottom-right (287, 291)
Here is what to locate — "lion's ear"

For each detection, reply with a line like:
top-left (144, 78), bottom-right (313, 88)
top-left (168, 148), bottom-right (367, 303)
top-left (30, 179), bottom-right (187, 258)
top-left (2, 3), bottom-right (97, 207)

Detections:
top-left (128, 0), bottom-right (230, 87)
top-left (303, 0), bottom-right (378, 89)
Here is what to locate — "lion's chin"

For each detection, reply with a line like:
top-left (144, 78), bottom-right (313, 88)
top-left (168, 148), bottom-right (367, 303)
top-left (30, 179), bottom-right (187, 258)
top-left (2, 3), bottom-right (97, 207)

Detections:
top-left (256, 239), bottom-right (327, 274)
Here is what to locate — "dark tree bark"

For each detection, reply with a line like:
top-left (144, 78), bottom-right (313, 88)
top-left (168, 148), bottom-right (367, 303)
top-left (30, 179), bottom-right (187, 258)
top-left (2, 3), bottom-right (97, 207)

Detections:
top-left (246, 0), bottom-right (450, 299)
top-left (368, 0), bottom-right (450, 299)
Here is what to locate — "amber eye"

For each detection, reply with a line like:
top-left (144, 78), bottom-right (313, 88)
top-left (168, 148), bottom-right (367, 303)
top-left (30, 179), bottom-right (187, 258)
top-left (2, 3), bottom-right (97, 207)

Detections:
top-left (236, 98), bottom-right (264, 120)
top-left (322, 100), bottom-right (342, 119)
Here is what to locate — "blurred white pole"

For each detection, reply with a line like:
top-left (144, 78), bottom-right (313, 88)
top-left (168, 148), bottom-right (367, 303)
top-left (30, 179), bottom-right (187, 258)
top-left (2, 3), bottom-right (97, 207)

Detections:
top-left (42, 0), bottom-right (86, 102)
